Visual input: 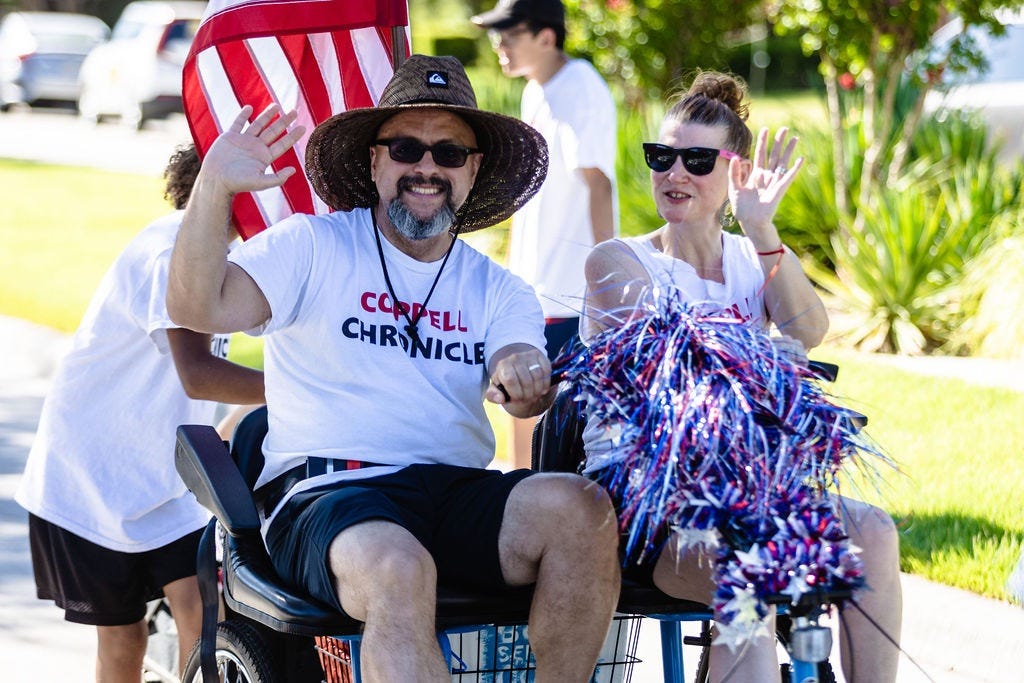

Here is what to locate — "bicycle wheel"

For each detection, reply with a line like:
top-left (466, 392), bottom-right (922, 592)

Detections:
top-left (181, 620), bottom-right (282, 683)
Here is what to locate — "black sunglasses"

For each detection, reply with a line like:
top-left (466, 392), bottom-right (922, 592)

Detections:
top-left (374, 137), bottom-right (480, 169)
top-left (642, 143), bottom-right (741, 175)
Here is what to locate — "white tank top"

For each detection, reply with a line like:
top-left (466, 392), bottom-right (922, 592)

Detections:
top-left (620, 233), bottom-right (768, 326)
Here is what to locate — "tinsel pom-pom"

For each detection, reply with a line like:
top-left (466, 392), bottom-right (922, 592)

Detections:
top-left (557, 292), bottom-right (890, 645)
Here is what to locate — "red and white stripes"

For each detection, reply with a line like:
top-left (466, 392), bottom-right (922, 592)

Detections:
top-left (182, 0), bottom-right (409, 238)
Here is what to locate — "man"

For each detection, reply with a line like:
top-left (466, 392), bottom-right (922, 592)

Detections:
top-left (472, 0), bottom-right (617, 469)
top-left (166, 55), bottom-right (621, 682)
top-left (17, 145), bottom-right (265, 681)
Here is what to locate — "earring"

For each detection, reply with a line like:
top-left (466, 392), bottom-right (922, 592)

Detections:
top-left (718, 202), bottom-right (735, 228)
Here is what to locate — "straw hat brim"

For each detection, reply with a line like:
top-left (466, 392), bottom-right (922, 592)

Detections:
top-left (306, 103), bottom-right (548, 233)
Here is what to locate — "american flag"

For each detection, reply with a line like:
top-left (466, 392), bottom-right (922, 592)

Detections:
top-left (182, 0), bottom-right (410, 239)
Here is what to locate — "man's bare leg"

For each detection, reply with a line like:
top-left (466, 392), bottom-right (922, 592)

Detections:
top-left (328, 520), bottom-right (448, 683)
top-left (96, 621), bottom-right (147, 683)
top-left (498, 473), bottom-right (620, 682)
top-left (837, 497), bottom-right (902, 683)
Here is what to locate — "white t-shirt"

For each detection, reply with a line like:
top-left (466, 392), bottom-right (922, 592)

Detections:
top-left (509, 58), bottom-right (617, 318)
top-left (228, 209), bottom-right (545, 505)
top-left (16, 213), bottom-right (229, 552)
top-left (580, 232), bottom-right (769, 474)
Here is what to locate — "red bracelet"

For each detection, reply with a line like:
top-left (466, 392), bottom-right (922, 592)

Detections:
top-left (756, 244), bottom-right (785, 256)
top-left (755, 251), bottom-right (785, 297)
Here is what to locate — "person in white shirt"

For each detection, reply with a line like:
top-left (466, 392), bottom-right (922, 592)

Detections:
top-left (166, 55), bottom-right (621, 682)
top-left (582, 72), bottom-right (902, 683)
top-left (473, 0), bottom-right (617, 468)
top-left (16, 145), bottom-right (265, 681)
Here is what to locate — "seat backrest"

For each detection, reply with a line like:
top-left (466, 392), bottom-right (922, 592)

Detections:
top-left (175, 424), bottom-right (261, 535)
top-left (531, 382), bottom-right (586, 473)
top-left (229, 405), bottom-right (268, 490)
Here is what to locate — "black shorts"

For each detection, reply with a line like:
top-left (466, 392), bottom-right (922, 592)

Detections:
top-left (28, 514), bottom-right (204, 626)
top-left (265, 464), bottom-right (534, 612)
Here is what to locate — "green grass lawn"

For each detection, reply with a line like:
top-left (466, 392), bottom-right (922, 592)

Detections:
top-left (0, 160), bottom-right (168, 332)
top-left (820, 345), bottom-right (1024, 599)
top-left (3, 158), bottom-right (1022, 602)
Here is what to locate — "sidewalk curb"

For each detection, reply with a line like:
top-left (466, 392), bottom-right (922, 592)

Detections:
top-left (0, 315), bottom-right (70, 383)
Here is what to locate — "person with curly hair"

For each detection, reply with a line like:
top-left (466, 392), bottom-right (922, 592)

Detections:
top-left (16, 144), bottom-right (265, 681)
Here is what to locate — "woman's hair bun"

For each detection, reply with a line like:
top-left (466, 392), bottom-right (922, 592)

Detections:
top-left (687, 71), bottom-right (749, 122)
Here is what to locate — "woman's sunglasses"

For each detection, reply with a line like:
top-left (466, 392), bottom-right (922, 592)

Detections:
top-left (374, 138), bottom-right (479, 169)
top-left (642, 143), bottom-right (741, 175)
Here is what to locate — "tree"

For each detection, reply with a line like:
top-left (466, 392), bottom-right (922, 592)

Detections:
top-left (768, 0), bottom-right (1024, 354)
top-left (768, 0), bottom-right (1020, 230)
top-left (563, 0), bottom-right (765, 106)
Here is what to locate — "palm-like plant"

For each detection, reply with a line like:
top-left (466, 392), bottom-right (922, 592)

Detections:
top-left (790, 106), bottom-right (1021, 354)
top-left (808, 180), bottom-right (959, 354)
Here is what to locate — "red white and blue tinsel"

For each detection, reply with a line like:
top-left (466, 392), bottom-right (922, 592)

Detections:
top-left (555, 291), bottom-right (891, 648)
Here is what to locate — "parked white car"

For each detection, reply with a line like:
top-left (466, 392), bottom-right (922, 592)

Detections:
top-left (77, 1), bottom-right (205, 129)
top-left (0, 11), bottom-right (109, 111)
top-left (923, 10), bottom-right (1024, 161)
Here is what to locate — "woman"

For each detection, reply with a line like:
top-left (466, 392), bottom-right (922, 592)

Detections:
top-left (581, 72), bottom-right (901, 683)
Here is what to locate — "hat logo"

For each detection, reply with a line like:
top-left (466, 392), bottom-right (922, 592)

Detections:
top-left (305, 54), bottom-right (548, 232)
top-left (427, 71), bottom-right (449, 87)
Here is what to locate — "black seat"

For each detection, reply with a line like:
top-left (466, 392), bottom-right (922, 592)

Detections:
top-left (174, 423), bottom-right (535, 679)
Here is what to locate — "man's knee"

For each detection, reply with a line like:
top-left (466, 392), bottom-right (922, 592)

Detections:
top-left (504, 474), bottom-right (619, 564)
top-left (328, 522), bottom-right (437, 615)
top-left (502, 473), bottom-right (620, 594)
top-left (371, 543), bottom-right (437, 591)
top-left (520, 473), bottom-right (617, 536)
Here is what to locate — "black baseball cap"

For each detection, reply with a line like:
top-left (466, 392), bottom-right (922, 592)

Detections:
top-left (471, 0), bottom-right (565, 30)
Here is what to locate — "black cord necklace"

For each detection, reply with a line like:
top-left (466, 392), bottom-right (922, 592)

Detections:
top-left (371, 209), bottom-right (458, 345)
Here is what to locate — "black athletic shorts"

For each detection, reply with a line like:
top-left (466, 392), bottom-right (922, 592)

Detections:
top-left (28, 514), bottom-right (204, 626)
top-left (265, 464), bottom-right (534, 612)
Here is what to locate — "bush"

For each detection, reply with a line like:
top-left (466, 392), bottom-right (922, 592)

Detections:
top-left (948, 207), bottom-right (1024, 360)
top-left (780, 105), bottom-right (1023, 355)
top-left (616, 104), bottom-right (663, 237)
top-left (464, 65), bottom-right (522, 119)
top-left (807, 177), bottom-right (965, 354)
top-left (433, 36), bottom-right (479, 66)
top-left (724, 31), bottom-right (822, 93)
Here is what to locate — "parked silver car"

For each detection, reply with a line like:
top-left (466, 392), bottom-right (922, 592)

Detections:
top-left (77, 1), bottom-right (205, 129)
top-left (924, 10), bottom-right (1024, 161)
top-left (0, 11), bottom-right (109, 111)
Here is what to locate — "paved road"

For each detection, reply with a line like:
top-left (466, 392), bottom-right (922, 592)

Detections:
top-left (0, 107), bottom-right (192, 176)
top-left (0, 319), bottom-right (94, 681)
top-left (3, 110), bottom-right (1024, 681)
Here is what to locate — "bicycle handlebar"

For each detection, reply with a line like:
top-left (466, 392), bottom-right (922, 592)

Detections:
top-left (494, 359), bottom-right (842, 403)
